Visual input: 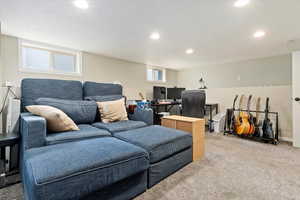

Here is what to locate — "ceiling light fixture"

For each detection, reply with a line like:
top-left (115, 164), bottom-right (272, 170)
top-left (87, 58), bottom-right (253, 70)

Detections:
top-left (234, 0), bottom-right (250, 7)
top-left (186, 48), bottom-right (194, 54)
top-left (253, 30), bottom-right (266, 38)
top-left (150, 32), bottom-right (160, 40)
top-left (73, 0), bottom-right (89, 9)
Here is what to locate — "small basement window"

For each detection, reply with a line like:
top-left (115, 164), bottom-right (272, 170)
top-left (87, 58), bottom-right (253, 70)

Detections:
top-left (147, 67), bottom-right (166, 82)
top-left (19, 40), bottom-right (82, 75)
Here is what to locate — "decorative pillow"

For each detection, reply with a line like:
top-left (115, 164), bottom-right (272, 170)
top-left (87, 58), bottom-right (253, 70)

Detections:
top-left (85, 95), bottom-right (123, 102)
top-left (35, 98), bottom-right (97, 124)
top-left (96, 98), bottom-right (128, 123)
top-left (26, 105), bottom-right (79, 132)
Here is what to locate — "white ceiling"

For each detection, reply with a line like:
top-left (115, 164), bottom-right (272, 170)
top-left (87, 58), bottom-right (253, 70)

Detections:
top-left (0, 0), bottom-right (300, 70)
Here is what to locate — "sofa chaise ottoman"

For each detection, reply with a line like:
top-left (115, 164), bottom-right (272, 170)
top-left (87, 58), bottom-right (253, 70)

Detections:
top-left (23, 137), bottom-right (149, 200)
top-left (113, 125), bottom-right (192, 187)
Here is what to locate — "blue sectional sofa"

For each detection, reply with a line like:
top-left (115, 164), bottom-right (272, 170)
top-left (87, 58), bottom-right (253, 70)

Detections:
top-left (20, 78), bottom-right (192, 200)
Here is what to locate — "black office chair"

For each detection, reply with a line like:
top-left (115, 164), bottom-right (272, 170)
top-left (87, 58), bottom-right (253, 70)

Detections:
top-left (181, 90), bottom-right (206, 118)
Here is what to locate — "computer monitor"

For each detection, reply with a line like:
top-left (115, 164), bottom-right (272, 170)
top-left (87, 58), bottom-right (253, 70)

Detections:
top-left (153, 86), bottom-right (166, 100)
top-left (167, 88), bottom-right (185, 101)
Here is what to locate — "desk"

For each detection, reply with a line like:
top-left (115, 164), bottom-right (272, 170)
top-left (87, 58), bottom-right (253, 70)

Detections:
top-left (151, 102), bottom-right (219, 130)
top-left (151, 101), bottom-right (181, 112)
top-left (151, 102), bottom-right (181, 124)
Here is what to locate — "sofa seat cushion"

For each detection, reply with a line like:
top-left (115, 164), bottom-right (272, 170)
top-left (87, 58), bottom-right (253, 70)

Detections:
top-left (113, 125), bottom-right (192, 164)
top-left (92, 120), bottom-right (147, 133)
top-left (46, 124), bottom-right (111, 145)
top-left (23, 137), bottom-right (149, 200)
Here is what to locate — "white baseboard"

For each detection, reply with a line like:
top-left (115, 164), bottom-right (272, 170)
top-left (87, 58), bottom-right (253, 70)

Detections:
top-left (279, 137), bottom-right (293, 143)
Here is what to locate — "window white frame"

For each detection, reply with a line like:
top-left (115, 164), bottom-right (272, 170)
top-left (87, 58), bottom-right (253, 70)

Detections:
top-left (19, 39), bottom-right (82, 76)
top-left (147, 66), bottom-right (166, 83)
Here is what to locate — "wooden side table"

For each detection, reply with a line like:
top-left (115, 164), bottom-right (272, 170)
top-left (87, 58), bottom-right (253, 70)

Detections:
top-left (161, 115), bottom-right (205, 161)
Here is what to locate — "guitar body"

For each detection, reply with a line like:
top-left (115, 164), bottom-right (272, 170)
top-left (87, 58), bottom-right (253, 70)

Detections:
top-left (236, 112), bottom-right (250, 135)
top-left (263, 118), bottom-right (274, 139)
top-left (237, 95), bottom-right (253, 135)
top-left (253, 97), bottom-right (262, 137)
top-left (262, 97), bottom-right (274, 139)
top-left (248, 115), bottom-right (255, 135)
top-left (235, 95), bottom-right (245, 133)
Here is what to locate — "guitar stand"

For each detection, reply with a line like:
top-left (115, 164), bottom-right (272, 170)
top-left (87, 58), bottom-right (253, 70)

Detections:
top-left (224, 109), bottom-right (279, 145)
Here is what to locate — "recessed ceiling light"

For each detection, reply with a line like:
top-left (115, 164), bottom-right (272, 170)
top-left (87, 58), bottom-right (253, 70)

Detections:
top-left (186, 49), bottom-right (194, 54)
top-left (73, 0), bottom-right (89, 9)
top-left (253, 30), bottom-right (266, 38)
top-left (234, 0), bottom-right (250, 7)
top-left (150, 32), bottom-right (160, 40)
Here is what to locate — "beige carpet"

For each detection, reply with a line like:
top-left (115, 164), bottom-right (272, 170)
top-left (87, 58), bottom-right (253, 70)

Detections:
top-left (1, 134), bottom-right (300, 200)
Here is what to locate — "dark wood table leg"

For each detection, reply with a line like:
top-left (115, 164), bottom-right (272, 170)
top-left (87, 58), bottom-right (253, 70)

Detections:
top-left (209, 105), bottom-right (214, 132)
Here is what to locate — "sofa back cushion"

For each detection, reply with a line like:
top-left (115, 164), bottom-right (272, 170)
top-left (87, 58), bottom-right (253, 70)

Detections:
top-left (21, 79), bottom-right (83, 111)
top-left (36, 98), bottom-right (97, 124)
top-left (83, 82), bottom-right (122, 98)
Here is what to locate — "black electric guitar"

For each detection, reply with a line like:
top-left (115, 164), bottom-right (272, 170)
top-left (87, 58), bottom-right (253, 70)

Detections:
top-left (253, 97), bottom-right (262, 137)
top-left (247, 95), bottom-right (255, 135)
top-left (262, 97), bottom-right (274, 139)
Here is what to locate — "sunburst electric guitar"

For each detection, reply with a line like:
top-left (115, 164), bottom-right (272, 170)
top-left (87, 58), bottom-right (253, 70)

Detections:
top-left (236, 95), bottom-right (250, 135)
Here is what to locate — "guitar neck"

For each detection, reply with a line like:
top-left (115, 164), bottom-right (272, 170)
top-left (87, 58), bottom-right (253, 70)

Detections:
top-left (265, 98), bottom-right (270, 119)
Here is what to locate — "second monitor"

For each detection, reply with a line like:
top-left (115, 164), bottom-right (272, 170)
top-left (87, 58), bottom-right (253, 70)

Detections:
top-left (167, 87), bottom-right (186, 101)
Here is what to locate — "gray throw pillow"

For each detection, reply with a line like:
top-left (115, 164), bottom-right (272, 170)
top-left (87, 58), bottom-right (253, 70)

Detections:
top-left (35, 98), bottom-right (97, 124)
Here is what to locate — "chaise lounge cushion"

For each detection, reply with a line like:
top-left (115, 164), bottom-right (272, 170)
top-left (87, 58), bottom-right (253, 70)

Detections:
top-left (23, 137), bottom-right (149, 200)
top-left (46, 124), bottom-right (111, 145)
top-left (92, 120), bottom-right (147, 133)
top-left (113, 125), bottom-right (192, 164)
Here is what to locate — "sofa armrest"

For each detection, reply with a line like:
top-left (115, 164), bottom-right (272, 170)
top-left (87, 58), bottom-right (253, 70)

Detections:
top-left (128, 108), bottom-right (153, 125)
top-left (20, 113), bottom-right (47, 150)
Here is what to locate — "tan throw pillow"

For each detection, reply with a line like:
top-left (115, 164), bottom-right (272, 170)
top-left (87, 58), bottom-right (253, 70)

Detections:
top-left (26, 105), bottom-right (79, 132)
top-left (97, 98), bottom-right (128, 123)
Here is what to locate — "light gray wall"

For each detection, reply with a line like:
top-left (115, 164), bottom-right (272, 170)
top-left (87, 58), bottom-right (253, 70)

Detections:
top-left (178, 55), bottom-right (292, 89)
top-left (1, 34), bottom-right (178, 100)
top-left (0, 34), bottom-right (4, 132)
top-left (177, 55), bottom-right (293, 140)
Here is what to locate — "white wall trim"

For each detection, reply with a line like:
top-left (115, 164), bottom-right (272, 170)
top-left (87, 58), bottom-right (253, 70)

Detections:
top-left (279, 137), bottom-right (293, 143)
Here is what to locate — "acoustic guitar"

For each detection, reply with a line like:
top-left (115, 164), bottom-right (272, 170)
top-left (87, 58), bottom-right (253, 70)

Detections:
top-left (229, 95), bottom-right (239, 133)
top-left (247, 95), bottom-right (255, 135)
top-left (236, 95), bottom-right (250, 135)
top-left (253, 97), bottom-right (262, 137)
top-left (235, 94), bottom-right (244, 131)
top-left (262, 97), bottom-right (274, 139)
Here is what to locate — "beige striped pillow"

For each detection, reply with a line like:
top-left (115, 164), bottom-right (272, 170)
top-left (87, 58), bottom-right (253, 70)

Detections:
top-left (26, 105), bottom-right (79, 132)
top-left (97, 98), bottom-right (128, 123)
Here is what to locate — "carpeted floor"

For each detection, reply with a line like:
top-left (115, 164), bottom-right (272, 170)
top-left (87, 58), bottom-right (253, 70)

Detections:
top-left (1, 134), bottom-right (300, 200)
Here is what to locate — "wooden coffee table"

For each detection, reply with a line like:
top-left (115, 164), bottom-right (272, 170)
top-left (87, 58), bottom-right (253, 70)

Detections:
top-left (161, 115), bottom-right (205, 161)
